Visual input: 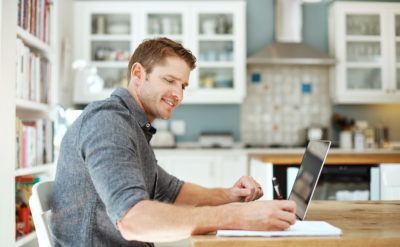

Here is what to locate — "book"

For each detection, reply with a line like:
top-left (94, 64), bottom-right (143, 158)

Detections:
top-left (217, 221), bottom-right (342, 237)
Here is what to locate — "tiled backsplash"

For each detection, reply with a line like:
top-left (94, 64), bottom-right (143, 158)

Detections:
top-left (241, 65), bottom-right (331, 146)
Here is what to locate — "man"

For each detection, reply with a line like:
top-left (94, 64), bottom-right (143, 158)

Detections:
top-left (51, 37), bottom-right (296, 247)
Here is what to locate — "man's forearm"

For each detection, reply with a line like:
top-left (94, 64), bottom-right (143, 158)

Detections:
top-left (174, 182), bottom-right (232, 206)
top-left (117, 199), bottom-right (237, 242)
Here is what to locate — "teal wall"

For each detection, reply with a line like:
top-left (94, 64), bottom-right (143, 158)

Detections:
top-left (172, 0), bottom-right (400, 142)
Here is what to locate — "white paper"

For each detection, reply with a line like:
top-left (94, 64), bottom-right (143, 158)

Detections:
top-left (217, 221), bottom-right (342, 237)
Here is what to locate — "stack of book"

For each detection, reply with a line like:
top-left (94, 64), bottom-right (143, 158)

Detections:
top-left (17, 0), bottom-right (51, 43)
top-left (15, 38), bottom-right (51, 104)
top-left (15, 117), bottom-right (53, 169)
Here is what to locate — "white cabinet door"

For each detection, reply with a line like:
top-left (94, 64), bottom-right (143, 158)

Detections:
top-left (73, 2), bottom-right (136, 103)
top-left (249, 159), bottom-right (273, 200)
top-left (182, 2), bottom-right (246, 104)
top-left (155, 152), bottom-right (218, 187)
top-left (155, 150), bottom-right (248, 188)
top-left (169, 155), bottom-right (218, 187)
top-left (380, 164), bottom-right (400, 200)
top-left (329, 2), bottom-right (400, 103)
top-left (390, 10), bottom-right (400, 97)
top-left (216, 153), bottom-right (247, 188)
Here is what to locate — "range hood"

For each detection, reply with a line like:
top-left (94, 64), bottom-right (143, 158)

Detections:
top-left (247, 0), bottom-right (336, 65)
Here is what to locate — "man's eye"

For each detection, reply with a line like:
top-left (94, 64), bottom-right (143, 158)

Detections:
top-left (165, 78), bottom-right (173, 83)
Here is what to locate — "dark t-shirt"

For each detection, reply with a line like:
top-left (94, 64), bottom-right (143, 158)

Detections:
top-left (50, 88), bottom-right (183, 247)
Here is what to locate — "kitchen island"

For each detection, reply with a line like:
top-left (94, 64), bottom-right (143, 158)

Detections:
top-left (154, 147), bottom-right (400, 200)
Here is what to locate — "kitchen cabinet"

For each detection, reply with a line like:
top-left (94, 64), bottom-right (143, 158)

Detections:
top-left (73, 1), bottom-right (246, 104)
top-left (154, 150), bottom-right (247, 188)
top-left (329, 2), bottom-right (400, 103)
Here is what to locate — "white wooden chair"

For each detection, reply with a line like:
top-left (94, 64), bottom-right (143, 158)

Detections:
top-left (29, 180), bottom-right (54, 247)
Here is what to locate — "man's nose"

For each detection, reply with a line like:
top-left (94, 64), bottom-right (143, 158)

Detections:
top-left (172, 85), bottom-right (183, 103)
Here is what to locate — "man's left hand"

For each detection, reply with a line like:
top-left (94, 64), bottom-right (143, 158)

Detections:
top-left (227, 176), bottom-right (264, 202)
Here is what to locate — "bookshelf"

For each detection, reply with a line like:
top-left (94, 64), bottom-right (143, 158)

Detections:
top-left (0, 0), bottom-right (58, 246)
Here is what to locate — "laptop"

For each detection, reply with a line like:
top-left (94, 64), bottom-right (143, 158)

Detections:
top-left (288, 140), bottom-right (331, 220)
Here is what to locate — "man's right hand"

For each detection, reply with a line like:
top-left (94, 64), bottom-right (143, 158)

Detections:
top-left (228, 200), bottom-right (297, 231)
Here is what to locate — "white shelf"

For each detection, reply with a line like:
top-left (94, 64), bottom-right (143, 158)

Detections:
top-left (90, 34), bottom-right (131, 41)
top-left (15, 163), bottom-right (55, 177)
top-left (198, 34), bottom-right (234, 41)
top-left (346, 62), bottom-right (382, 68)
top-left (15, 231), bottom-right (37, 247)
top-left (16, 99), bottom-right (51, 112)
top-left (198, 61), bottom-right (234, 68)
top-left (93, 61), bottom-right (128, 68)
top-left (145, 34), bottom-right (183, 41)
top-left (16, 27), bottom-right (51, 57)
top-left (345, 35), bottom-right (381, 42)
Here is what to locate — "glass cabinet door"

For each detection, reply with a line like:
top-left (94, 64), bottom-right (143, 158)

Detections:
top-left (144, 12), bottom-right (184, 46)
top-left (345, 14), bottom-right (382, 91)
top-left (147, 14), bottom-right (182, 36)
top-left (396, 15), bottom-right (400, 92)
top-left (90, 13), bottom-right (131, 90)
top-left (198, 13), bottom-right (234, 90)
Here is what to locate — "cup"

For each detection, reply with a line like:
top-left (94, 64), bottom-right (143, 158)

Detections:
top-left (340, 131), bottom-right (352, 149)
top-left (202, 19), bottom-right (216, 34)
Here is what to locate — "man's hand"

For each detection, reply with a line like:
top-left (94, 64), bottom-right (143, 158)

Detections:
top-left (228, 176), bottom-right (264, 202)
top-left (230, 200), bottom-right (297, 231)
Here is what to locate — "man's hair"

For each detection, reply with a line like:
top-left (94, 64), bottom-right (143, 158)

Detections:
top-left (127, 37), bottom-right (197, 81)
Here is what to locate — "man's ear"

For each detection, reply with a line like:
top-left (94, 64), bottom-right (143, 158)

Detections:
top-left (130, 63), bottom-right (146, 85)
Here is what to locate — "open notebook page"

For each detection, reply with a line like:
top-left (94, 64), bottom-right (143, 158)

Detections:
top-left (217, 221), bottom-right (342, 237)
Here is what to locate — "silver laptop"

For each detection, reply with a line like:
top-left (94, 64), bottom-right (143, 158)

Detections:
top-left (288, 140), bottom-right (331, 220)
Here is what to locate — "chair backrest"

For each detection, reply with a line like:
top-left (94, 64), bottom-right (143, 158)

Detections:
top-left (29, 180), bottom-right (54, 247)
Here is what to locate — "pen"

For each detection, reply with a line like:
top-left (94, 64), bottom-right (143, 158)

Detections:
top-left (272, 177), bottom-right (284, 200)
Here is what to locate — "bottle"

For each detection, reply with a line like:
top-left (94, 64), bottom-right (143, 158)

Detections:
top-left (216, 15), bottom-right (227, 34)
top-left (353, 129), bottom-right (365, 150)
top-left (375, 124), bottom-right (389, 148)
top-left (96, 15), bottom-right (105, 34)
top-left (354, 120), bottom-right (368, 150)
top-left (18, 203), bottom-right (30, 234)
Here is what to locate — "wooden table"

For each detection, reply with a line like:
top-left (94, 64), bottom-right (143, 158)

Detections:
top-left (190, 201), bottom-right (400, 247)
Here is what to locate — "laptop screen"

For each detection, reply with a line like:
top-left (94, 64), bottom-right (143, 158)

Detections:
top-left (288, 140), bottom-right (331, 220)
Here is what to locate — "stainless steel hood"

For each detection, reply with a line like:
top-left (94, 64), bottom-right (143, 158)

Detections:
top-left (247, 0), bottom-right (336, 65)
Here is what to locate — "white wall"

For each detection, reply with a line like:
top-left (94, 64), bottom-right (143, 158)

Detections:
top-left (0, 0), bottom-right (17, 245)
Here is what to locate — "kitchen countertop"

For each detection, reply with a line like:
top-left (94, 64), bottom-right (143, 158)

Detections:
top-left (247, 148), bottom-right (400, 165)
top-left (154, 144), bottom-right (400, 165)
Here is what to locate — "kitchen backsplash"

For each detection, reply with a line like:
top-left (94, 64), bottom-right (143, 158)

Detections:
top-left (241, 65), bottom-right (331, 147)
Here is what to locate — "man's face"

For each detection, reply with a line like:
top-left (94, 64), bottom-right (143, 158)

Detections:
top-left (136, 56), bottom-right (190, 122)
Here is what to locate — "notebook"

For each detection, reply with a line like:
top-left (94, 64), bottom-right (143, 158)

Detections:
top-left (217, 221), bottom-right (342, 237)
